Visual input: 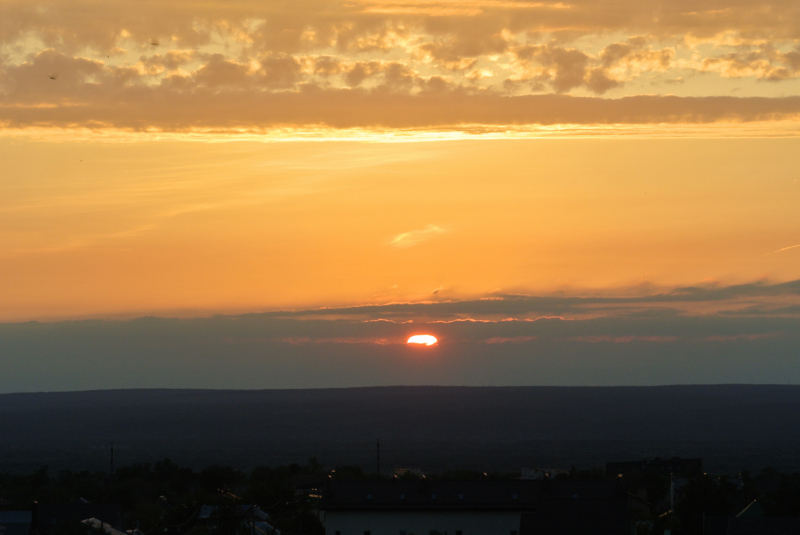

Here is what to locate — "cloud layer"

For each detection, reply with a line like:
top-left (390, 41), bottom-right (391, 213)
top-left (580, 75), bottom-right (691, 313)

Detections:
top-left (1, 279), bottom-right (798, 392)
top-left (2, 0), bottom-right (800, 131)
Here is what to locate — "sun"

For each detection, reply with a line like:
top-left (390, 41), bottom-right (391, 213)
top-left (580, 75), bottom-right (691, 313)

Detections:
top-left (407, 335), bottom-right (438, 346)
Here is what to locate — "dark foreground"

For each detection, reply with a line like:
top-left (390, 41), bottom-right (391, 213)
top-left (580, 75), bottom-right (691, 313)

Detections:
top-left (1, 385), bottom-right (799, 473)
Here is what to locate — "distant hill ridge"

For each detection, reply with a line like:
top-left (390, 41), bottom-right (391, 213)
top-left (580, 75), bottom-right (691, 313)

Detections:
top-left (1, 385), bottom-right (799, 473)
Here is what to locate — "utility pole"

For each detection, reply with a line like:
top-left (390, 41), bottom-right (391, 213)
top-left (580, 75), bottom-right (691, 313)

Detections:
top-left (670, 472), bottom-right (674, 512)
top-left (100, 441), bottom-right (113, 535)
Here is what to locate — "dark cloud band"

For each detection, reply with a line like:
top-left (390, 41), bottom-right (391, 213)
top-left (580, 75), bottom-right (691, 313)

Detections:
top-left (3, 86), bottom-right (800, 130)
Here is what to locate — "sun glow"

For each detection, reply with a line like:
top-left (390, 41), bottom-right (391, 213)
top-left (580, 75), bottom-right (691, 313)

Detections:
top-left (407, 335), bottom-right (438, 346)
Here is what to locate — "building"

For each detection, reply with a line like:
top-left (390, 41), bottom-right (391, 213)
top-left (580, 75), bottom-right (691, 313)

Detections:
top-left (198, 504), bottom-right (279, 535)
top-left (81, 518), bottom-right (128, 535)
top-left (321, 479), bottom-right (629, 535)
top-left (33, 503), bottom-right (122, 534)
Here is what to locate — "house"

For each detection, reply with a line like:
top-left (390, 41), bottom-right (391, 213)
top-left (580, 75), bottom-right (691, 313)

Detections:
top-left (321, 479), bottom-right (629, 535)
top-left (198, 504), bottom-right (279, 535)
top-left (81, 518), bottom-right (128, 535)
top-left (292, 473), bottom-right (329, 498)
top-left (33, 503), bottom-right (122, 534)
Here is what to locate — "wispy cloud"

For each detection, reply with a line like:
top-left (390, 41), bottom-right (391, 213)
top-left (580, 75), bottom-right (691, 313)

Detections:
top-left (390, 224), bottom-right (448, 247)
top-left (275, 337), bottom-right (396, 345)
top-left (568, 335), bottom-right (678, 343)
top-left (481, 336), bottom-right (538, 344)
top-left (771, 243), bottom-right (800, 254)
top-left (267, 279), bottom-right (800, 322)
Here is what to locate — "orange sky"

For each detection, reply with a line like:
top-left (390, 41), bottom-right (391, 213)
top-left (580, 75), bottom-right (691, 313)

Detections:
top-left (3, 1), bottom-right (800, 392)
top-left (1, 0), bottom-right (799, 322)
top-left (0, 136), bottom-right (798, 321)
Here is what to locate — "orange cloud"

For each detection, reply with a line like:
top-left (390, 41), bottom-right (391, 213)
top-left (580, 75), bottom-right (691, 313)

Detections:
top-left (390, 225), bottom-right (448, 247)
top-left (0, 0), bottom-right (798, 133)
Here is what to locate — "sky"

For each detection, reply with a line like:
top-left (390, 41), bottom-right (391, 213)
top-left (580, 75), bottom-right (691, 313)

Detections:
top-left (0, 0), bottom-right (799, 391)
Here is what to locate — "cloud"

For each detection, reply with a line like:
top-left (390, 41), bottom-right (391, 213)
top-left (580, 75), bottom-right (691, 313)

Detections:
top-left (703, 333), bottom-right (778, 342)
top-left (1, 279), bottom-right (799, 391)
top-left (2, 78), bottom-right (800, 130)
top-left (568, 335), bottom-right (678, 343)
top-left (194, 55), bottom-right (252, 88)
top-left (275, 336), bottom-right (396, 345)
top-left (700, 45), bottom-right (800, 81)
top-left (0, 0), bottom-right (799, 132)
top-left (274, 279), bottom-right (800, 320)
top-left (514, 44), bottom-right (590, 93)
top-left (506, 38), bottom-right (676, 94)
top-left (771, 243), bottom-right (800, 253)
top-left (2, 0), bottom-right (798, 55)
top-left (481, 336), bottom-right (538, 343)
top-left (390, 224), bottom-right (447, 247)
top-left (342, 60), bottom-right (420, 88)
top-left (415, 42), bottom-right (478, 71)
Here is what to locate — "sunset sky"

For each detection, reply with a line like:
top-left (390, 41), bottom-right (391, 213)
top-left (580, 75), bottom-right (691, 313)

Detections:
top-left (1, 0), bottom-right (799, 391)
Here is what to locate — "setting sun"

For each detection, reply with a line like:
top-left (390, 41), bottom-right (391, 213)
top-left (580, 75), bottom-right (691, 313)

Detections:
top-left (407, 335), bottom-right (438, 346)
